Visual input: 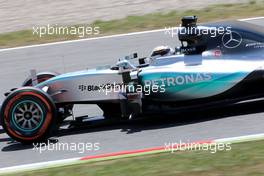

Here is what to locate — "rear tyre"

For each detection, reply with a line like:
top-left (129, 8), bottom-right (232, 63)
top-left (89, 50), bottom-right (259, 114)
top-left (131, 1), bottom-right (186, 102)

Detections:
top-left (0, 87), bottom-right (57, 143)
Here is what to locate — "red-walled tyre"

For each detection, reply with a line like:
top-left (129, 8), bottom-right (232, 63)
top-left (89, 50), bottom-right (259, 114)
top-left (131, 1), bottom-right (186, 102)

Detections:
top-left (22, 72), bottom-right (73, 122)
top-left (0, 87), bottom-right (57, 144)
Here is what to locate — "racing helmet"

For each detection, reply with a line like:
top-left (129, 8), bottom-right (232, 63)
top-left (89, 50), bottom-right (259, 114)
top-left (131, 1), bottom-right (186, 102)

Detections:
top-left (150, 46), bottom-right (174, 58)
top-left (150, 46), bottom-right (175, 58)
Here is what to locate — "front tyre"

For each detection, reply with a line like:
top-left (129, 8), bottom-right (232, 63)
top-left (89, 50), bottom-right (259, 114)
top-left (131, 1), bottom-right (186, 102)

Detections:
top-left (22, 72), bottom-right (73, 122)
top-left (0, 87), bottom-right (57, 143)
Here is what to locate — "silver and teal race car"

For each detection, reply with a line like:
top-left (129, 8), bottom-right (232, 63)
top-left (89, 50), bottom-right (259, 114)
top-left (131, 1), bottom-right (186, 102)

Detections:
top-left (1, 16), bottom-right (264, 143)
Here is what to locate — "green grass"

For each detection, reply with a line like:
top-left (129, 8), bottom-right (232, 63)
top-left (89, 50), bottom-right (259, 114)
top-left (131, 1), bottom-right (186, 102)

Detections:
top-left (6, 140), bottom-right (264, 176)
top-left (0, 0), bottom-right (264, 49)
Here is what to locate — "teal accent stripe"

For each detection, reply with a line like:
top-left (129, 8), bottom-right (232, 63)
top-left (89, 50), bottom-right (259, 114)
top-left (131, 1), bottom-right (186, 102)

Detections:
top-left (139, 71), bottom-right (249, 99)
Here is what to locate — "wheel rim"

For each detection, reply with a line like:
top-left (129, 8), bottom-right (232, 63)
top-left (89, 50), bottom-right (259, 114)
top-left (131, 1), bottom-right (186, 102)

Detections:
top-left (11, 100), bottom-right (44, 132)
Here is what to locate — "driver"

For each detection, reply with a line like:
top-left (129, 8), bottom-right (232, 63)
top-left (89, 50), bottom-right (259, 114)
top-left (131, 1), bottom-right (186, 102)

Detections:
top-left (150, 46), bottom-right (175, 58)
top-left (146, 45), bottom-right (175, 64)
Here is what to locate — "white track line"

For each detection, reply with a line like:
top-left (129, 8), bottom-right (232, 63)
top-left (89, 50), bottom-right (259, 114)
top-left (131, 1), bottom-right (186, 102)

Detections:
top-left (0, 17), bottom-right (263, 53)
top-left (0, 29), bottom-right (165, 52)
top-left (215, 133), bottom-right (264, 143)
top-left (239, 16), bottom-right (264, 21)
top-left (1, 133), bottom-right (264, 175)
top-left (0, 157), bottom-right (80, 175)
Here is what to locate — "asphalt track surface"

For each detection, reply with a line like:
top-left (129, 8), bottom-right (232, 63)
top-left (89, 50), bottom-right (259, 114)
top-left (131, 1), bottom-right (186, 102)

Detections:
top-left (0, 18), bottom-right (263, 168)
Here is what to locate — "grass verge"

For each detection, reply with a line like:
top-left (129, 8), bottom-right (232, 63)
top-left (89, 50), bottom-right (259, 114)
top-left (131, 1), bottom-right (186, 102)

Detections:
top-left (5, 140), bottom-right (264, 176)
top-left (0, 0), bottom-right (263, 49)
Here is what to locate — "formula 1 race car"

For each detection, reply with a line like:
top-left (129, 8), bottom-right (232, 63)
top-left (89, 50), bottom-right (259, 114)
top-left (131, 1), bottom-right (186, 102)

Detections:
top-left (1, 16), bottom-right (264, 143)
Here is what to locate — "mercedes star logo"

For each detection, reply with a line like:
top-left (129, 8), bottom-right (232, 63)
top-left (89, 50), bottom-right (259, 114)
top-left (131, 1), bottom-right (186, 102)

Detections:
top-left (222, 31), bottom-right (242, 49)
